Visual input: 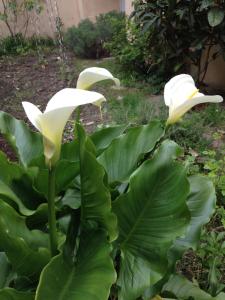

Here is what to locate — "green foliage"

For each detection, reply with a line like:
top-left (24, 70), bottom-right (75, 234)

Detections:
top-left (129, 0), bottom-right (225, 84)
top-left (0, 112), bottom-right (220, 299)
top-left (104, 16), bottom-right (163, 88)
top-left (36, 232), bottom-right (116, 300)
top-left (162, 274), bottom-right (225, 300)
top-left (64, 19), bottom-right (101, 59)
top-left (64, 11), bottom-right (125, 59)
top-left (167, 104), bottom-right (225, 152)
top-left (202, 146), bottom-right (225, 198)
top-left (0, 34), bottom-right (54, 57)
top-left (197, 230), bottom-right (225, 296)
top-left (106, 93), bottom-right (166, 125)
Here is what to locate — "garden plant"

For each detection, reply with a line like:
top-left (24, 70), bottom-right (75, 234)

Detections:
top-left (0, 67), bottom-right (224, 300)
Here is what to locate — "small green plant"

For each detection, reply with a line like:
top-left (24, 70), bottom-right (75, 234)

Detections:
top-left (106, 93), bottom-right (166, 125)
top-left (197, 230), bottom-right (225, 296)
top-left (0, 34), bottom-right (54, 56)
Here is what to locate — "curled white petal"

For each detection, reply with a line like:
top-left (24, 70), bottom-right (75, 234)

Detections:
top-left (167, 95), bottom-right (223, 124)
top-left (23, 88), bottom-right (106, 166)
top-left (164, 74), bottom-right (223, 124)
top-left (22, 102), bottom-right (42, 132)
top-left (76, 67), bottom-right (120, 90)
top-left (45, 88), bottom-right (106, 112)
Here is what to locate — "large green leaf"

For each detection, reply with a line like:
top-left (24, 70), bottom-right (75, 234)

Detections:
top-left (98, 121), bottom-right (164, 183)
top-left (0, 180), bottom-right (34, 216)
top-left (208, 8), bottom-right (224, 27)
top-left (143, 174), bottom-right (217, 299)
top-left (172, 175), bottom-right (216, 255)
top-left (0, 201), bottom-right (50, 278)
top-left (35, 231), bottom-right (116, 300)
top-left (117, 252), bottom-right (161, 300)
top-left (0, 152), bottom-right (45, 211)
top-left (77, 123), bottom-right (117, 241)
top-left (0, 112), bottom-right (43, 167)
top-left (0, 288), bottom-right (34, 300)
top-left (113, 140), bottom-right (190, 300)
top-left (163, 274), bottom-right (225, 300)
top-left (34, 160), bottom-right (79, 198)
top-left (60, 140), bottom-right (79, 162)
top-left (0, 253), bottom-right (13, 289)
top-left (90, 125), bottom-right (127, 154)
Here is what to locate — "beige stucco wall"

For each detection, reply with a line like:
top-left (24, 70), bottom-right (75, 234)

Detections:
top-left (189, 46), bottom-right (225, 91)
top-left (0, 0), bottom-right (120, 37)
top-left (125, 0), bottom-right (133, 15)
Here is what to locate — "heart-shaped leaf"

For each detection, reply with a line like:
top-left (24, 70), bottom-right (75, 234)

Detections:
top-left (0, 288), bottom-right (34, 300)
top-left (98, 121), bottom-right (164, 183)
top-left (35, 231), bottom-right (116, 300)
top-left (0, 202), bottom-right (50, 278)
top-left (77, 123), bottom-right (117, 241)
top-left (0, 112), bottom-right (43, 167)
top-left (208, 8), bottom-right (224, 27)
top-left (113, 140), bottom-right (190, 299)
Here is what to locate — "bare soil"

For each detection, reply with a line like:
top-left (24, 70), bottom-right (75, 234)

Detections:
top-left (0, 51), bottom-right (102, 157)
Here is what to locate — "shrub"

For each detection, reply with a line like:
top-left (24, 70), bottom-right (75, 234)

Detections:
top-left (96, 10), bottom-right (125, 43)
top-left (132, 0), bottom-right (225, 85)
top-left (64, 11), bottom-right (125, 59)
top-left (64, 19), bottom-right (101, 58)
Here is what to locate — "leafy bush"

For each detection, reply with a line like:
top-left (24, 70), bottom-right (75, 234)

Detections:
top-left (105, 17), bottom-right (149, 73)
top-left (64, 19), bottom-right (101, 58)
top-left (0, 33), bottom-right (54, 56)
top-left (96, 10), bottom-right (125, 43)
top-left (132, 0), bottom-right (225, 85)
top-left (64, 11), bottom-right (125, 59)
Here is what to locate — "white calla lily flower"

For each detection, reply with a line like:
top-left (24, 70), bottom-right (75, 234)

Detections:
top-left (164, 74), bottom-right (223, 124)
top-left (76, 67), bottom-right (120, 100)
top-left (22, 88), bottom-right (105, 167)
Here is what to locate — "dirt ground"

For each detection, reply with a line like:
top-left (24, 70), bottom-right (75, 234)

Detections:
top-left (0, 51), bottom-right (101, 120)
top-left (0, 51), bottom-right (103, 157)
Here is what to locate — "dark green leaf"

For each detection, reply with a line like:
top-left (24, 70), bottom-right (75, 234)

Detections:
top-left (113, 140), bottom-right (190, 299)
top-left (0, 112), bottom-right (43, 167)
top-left (0, 288), bottom-right (34, 300)
top-left (208, 8), bottom-right (224, 27)
top-left (35, 231), bottom-right (116, 300)
top-left (77, 123), bottom-right (117, 241)
top-left (0, 180), bottom-right (34, 216)
top-left (199, 0), bottom-right (214, 11)
top-left (90, 125), bottom-right (127, 154)
top-left (117, 253), bottom-right (161, 300)
top-left (0, 152), bottom-right (45, 211)
top-left (0, 253), bottom-right (13, 289)
top-left (60, 188), bottom-right (81, 209)
top-left (0, 201), bottom-right (50, 278)
top-left (34, 160), bottom-right (80, 197)
top-left (173, 175), bottom-right (216, 253)
top-left (98, 121), bottom-right (164, 183)
top-left (163, 274), bottom-right (225, 300)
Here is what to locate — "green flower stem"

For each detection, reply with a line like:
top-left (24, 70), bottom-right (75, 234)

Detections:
top-left (47, 166), bottom-right (58, 256)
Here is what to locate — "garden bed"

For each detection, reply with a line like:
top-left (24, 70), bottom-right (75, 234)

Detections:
top-left (0, 51), bottom-right (225, 298)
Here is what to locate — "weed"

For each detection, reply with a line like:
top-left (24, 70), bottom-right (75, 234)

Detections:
top-left (197, 230), bottom-right (225, 296)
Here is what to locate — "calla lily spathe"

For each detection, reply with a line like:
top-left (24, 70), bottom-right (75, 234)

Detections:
top-left (22, 88), bottom-right (105, 167)
top-left (23, 67), bottom-right (119, 167)
top-left (164, 74), bottom-right (223, 124)
top-left (77, 67), bottom-right (120, 94)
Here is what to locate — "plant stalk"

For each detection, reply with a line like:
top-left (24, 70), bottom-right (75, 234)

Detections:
top-left (47, 166), bottom-right (58, 256)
